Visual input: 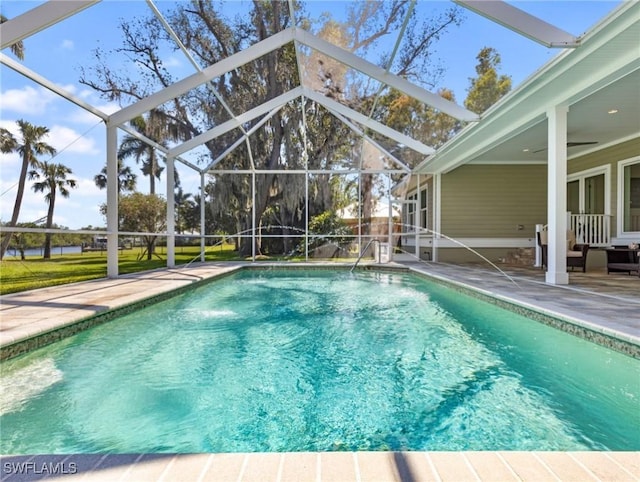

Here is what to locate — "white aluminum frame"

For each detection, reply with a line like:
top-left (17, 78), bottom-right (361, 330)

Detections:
top-left (0, 0), bottom-right (594, 278)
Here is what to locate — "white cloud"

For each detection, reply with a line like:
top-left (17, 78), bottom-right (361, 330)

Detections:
top-left (98, 102), bottom-right (122, 116)
top-left (61, 39), bottom-right (74, 50)
top-left (68, 109), bottom-right (106, 125)
top-left (162, 56), bottom-right (183, 68)
top-left (0, 151), bottom-right (20, 170)
top-left (0, 175), bottom-right (105, 228)
top-left (58, 83), bottom-right (78, 95)
top-left (46, 125), bottom-right (100, 155)
top-left (0, 86), bottom-right (57, 115)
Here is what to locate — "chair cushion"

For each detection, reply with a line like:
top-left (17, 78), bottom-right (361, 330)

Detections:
top-left (567, 250), bottom-right (583, 258)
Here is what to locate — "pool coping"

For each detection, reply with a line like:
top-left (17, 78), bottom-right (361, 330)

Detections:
top-left (0, 264), bottom-right (245, 361)
top-left (405, 265), bottom-right (640, 359)
top-left (0, 451), bottom-right (638, 481)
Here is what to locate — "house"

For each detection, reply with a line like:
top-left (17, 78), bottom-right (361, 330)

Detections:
top-left (399, 1), bottom-right (640, 284)
top-left (1, 1), bottom-right (636, 283)
top-left (337, 201), bottom-right (401, 238)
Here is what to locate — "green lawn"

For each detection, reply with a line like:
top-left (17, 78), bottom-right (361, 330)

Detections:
top-left (0, 244), bottom-right (241, 295)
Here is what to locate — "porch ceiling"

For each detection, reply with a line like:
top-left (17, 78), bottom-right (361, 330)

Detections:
top-left (469, 69), bottom-right (640, 164)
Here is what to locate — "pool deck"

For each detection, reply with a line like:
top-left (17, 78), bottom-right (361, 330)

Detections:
top-left (1, 261), bottom-right (639, 481)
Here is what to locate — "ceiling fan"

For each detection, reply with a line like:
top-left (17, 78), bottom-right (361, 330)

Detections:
top-left (532, 141), bottom-right (598, 153)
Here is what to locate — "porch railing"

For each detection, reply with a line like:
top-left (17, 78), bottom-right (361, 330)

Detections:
top-left (569, 214), bottom-right (611, 247)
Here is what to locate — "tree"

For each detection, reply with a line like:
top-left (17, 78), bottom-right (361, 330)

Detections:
top-left (117, 114), bottom-right (163, 195)
top-left (0, 121), bottom-right (56, 260)
top-left (2, 222), bottom-right (44, 260)
top-left (0, 14), bottom-right (25, 60)
top-left (29, 162), bottom-right (77, 259)
top-left (174, 187), bottom-right (193, 235)
top-left (101, 193), bottom-right (166, 260)
top-left (94, 159), bottom-right (137, 194)
top-left (81, 1), bottom-right (465, 256)
top-left (464, 47), bottom-right (512, 114)
top-left (298, 210), bottom-right (353, 257)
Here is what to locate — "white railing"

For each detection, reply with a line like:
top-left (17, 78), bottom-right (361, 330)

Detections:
top-left (569, 214), bottom-right (611, 247)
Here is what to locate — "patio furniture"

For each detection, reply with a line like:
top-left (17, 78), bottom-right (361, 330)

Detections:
top-left (606, 247), bottom-right (640, 276)
top-left (537, 229), bottom-right (590, 272)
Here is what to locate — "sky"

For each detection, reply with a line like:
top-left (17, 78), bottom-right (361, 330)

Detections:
top-left (0, 0), bottom-right (622, 230)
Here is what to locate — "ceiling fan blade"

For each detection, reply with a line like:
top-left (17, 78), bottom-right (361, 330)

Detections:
top-left (566, 141), bottom-right (598, 147)
top-left (531, 141), bottom-right (598, 153)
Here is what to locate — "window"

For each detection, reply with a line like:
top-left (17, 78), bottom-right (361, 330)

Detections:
top-left (567, 166), bottom-right (609, 215)
top-left (419, 188), bottom-right (428, 230)
top-left (619, 157), bottom-right (640, 234)
top-left (404, 193), bottom-right (417, 231)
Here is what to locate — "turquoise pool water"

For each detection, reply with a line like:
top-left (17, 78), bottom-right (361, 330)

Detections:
top-left (1, 269), bottom-right (638, 453)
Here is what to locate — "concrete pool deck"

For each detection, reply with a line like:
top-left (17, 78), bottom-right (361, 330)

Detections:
top-left (1, 261), bottom-right (639, 481)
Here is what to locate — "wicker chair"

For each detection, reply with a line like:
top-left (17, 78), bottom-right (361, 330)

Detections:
top-left (537, 229), bottom-right (590, 272)
top-left (606, 247), bottom-right (640, 276)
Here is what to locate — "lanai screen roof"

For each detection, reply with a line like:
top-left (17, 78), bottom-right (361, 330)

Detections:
top-left (2, 0), bottom-right (592, 167)
top-left (1, 0), bottom-right (593, 180)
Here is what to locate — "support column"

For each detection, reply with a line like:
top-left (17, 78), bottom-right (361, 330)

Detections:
top-left (200, 173), bottom-right (205, 263)
top-left (546, 105), bottom-right (569, 285)
top-left (305, 172), bottom-right (309, 262)
top-left (251, 171), bottom-right (256, 262)
top-left (416, 174), bottom-right (421, 258)
top-left (166, 155), bottom-right (175, 268)
top-left (385, 174), bottom-right (390, 248)
top-left (106, 124), bottom-right (118, 278)
top-left (432, 173), bottom-right (441, 262)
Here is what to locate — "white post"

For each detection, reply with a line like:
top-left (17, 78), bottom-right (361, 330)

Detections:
top-left (252, 171), bottom-right (256, 262)
top-left (200, 173), bottom-right (205, 263)
top-left (305, 171), bottom-right (309, 262)
top-left (166, 155), bottom-right (175, 268)
top-left (415, 174), bottom-right (421, 258)
top-left (387, 173), bottom-right (393, 250)
top-left (432, 173), bottom-right (441, 262)
top-left (106, 124), bottom-right (118, 278)
top-left (534, 224), bottom-right (543, 267)
top-left (545, 105), bottom-right (569, 285)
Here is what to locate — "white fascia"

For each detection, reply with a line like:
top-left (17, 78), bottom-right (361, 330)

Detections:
top-left (0, 0), bottom-right (99, 50)
top-left (454, 0), bottom-right (579, 48)
top-left (416, 1), bottom-right (640, 175)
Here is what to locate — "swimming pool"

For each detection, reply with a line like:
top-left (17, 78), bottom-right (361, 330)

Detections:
top-left (1, 268), bottom-right (638, 453)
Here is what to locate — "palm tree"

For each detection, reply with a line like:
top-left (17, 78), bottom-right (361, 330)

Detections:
top-left (0, 14), bottom-right (25, 60)
top-left (0, 121), bottom-right (56, 260)
top-left (29, 162), bottom-right (77, 259)
top-left (94, 159), bottom-right (137, 194)
top-left (118, 109), bottom-right (186, 195)
top-left (174, 187), bottom-right (193, 234)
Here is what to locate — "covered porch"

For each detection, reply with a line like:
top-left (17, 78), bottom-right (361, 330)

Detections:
top-left (410, 1), bottom-right (640, 285)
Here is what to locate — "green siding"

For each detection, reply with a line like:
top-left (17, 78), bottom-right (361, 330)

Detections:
top-left (441, 165), bottom-right (547, 237)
